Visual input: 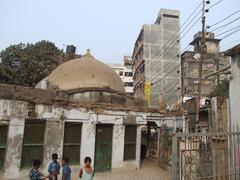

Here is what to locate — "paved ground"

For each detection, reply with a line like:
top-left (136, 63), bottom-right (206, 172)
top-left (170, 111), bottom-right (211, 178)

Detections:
top-left (93, 160), bottom-right (172, 180)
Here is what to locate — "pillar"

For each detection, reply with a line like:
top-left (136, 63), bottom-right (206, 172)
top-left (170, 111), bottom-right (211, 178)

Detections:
top-left (112, 124), bottom-right (124, 169)
top-left (4, 101), bottom-right (28, 180)
top-left (80, 122), bottom-right (96, 167)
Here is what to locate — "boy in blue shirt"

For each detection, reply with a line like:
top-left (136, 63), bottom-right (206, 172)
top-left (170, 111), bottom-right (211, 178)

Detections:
top-left (29, 159), bottom-right (49, 180)
top-left (48, 153), bottom-right (60, 180)
top-left (62, 157), bottom-right (71, 180)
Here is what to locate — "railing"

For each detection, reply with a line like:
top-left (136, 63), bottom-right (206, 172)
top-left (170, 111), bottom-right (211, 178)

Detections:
top-left (172, 131), bottom-right (240, 180)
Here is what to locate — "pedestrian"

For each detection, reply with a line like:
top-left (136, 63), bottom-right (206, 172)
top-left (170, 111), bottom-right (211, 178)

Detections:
top-left (61, 157), bottom-right (71, 180)
top-left (29, 159), bottom-right (49, 180)
top-left (79, 156), bottom-right (94, 180)
top-left (48, 153), bottom-right (60, 180)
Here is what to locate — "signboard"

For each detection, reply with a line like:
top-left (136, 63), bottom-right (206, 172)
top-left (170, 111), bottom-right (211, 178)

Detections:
top-left (144, 81), bottom-right (151, 104)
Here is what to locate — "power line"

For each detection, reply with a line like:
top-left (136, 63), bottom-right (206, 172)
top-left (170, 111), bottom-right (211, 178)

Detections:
top-left (211, 17), bottom-right (240, 32)
top-left (150, 45), bottom-right (191, 81)
top-left (161, 16), bottom-right (202, 59)
top-left (215, 25), bottom-right (240, 37)
top-left (144, 15), bottom-right (201, 75)
top-left (208, 0), bottom-right (224, 10)
top-left (161, 8), bottom-right (202, 54)
top-left (221, 28), bottom-right (240, 40)
top-left (143, 1), bottom-right (204, 74)
top-left (221, 38), bottom-right (240, 48)
top-left (162, 1), bottom-right (203, 51)
top-left (150, 45), bottom-right (191, 85)
top-left (208, 9), bottom-right (240, 27)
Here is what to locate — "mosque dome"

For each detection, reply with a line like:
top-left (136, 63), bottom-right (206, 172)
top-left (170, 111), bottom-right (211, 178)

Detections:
top-left (46, 49), bottom-right (125, 93)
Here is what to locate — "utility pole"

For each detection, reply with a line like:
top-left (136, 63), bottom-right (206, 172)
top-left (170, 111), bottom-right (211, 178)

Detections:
top-left (196, 0), bottom-right (207, 123)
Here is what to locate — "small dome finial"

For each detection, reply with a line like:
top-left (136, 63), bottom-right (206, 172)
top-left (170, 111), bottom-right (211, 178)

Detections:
top-left (86, 49), bottom-right (91, 55)
top-left (83, 48), bottom-right (94, 58)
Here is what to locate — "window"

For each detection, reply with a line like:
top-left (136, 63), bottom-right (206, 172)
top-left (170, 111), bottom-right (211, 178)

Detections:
top-left (163, 14), bottom-right (178, 18)
top-left (63, 123), bottom-right (82, 165)
top-left (124, 126), bottom-right (137, 160)
top-left (140, 64), bottom-right (145, 73)
top-left (21, 119), bottom-right (46, 168)
top-left (124, 82), bottom-right (133, 87)
top-left (125, 72), bottom-right (133, 77)
top-left (0, 125), bottom-right (8, 169)
top-left (119, 71), bottom-right (123, 76)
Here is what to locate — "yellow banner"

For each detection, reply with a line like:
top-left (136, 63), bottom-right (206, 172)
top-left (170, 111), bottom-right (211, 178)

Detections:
top-left (144, 81), bottom-right (151, 104)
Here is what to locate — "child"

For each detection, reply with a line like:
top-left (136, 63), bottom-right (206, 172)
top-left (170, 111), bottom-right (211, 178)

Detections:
top-left (48, 153), bottom-right (60, 180)
top-left (29, 159), bottom-right (49, 180)
top-left (62, 157), bottom-right (71, 180)
top-left (79, 157), bottom-right (94, 180)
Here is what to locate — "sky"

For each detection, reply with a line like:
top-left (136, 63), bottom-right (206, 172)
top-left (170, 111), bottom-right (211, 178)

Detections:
top-left (1, 0), bottom-right (240, 63)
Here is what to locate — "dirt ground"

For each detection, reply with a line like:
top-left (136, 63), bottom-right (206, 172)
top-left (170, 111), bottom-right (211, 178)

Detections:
top-left (93, 160), bottom-right (172, 180)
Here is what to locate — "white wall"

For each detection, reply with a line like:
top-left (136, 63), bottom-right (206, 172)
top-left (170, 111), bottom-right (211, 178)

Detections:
top-left (229, 53), bottom-right (240, 127)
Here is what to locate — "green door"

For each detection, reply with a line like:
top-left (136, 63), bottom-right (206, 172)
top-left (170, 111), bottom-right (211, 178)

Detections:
top-left (94, 125), bottom-right (113, 172)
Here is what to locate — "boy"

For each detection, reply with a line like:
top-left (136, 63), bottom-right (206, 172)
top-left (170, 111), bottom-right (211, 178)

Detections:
top-left (62, 157), bottom-right (71, 180)
top-left (48, 153), bottom-right (60, 180)
top-left (79, 156), bottom-right (94, 180)
top-left (29, 159), bottom-right (49, 180)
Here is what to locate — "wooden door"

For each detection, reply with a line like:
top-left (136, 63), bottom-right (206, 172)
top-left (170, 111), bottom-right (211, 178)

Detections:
top-left (94, 125), bottom-right (113, 172)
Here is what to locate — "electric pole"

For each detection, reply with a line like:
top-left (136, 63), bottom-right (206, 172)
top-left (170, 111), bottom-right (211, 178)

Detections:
top-left (196, 0), bottom-right (207, 123)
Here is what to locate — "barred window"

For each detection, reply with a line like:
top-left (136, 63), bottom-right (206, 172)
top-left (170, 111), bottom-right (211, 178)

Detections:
top-left (21, 119), bottom-right (46, 168)
top-left (63, 122), bottom-right (82, 165)
top-left (124, 126), bottom-right (137, 160)
top-left (0, 125), bottom-right (8, 169)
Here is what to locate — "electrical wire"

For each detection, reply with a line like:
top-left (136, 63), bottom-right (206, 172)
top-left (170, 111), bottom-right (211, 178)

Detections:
top-left (208, 0), bottom-right (224, 10)
top-left (221, 28), bottom-right (240, 40)
top-left (162, 6), bottom-right (202, 52)
top-left (215, 25), bottom-right (240, 37)
top-left (221, 38), bottom-right (240, 48)
top-left (144, 15), bottom-right (201, 76)
top-left (142, 1), bottom-right (204, 74)
top-left (163, 1), bottom-right (202, 47)
top-left (150, 45), bottom-right (192, 81)
top-left (208, 9), bottom-right (240, 27)
top-left (211, 17), bottom-right (240, 32)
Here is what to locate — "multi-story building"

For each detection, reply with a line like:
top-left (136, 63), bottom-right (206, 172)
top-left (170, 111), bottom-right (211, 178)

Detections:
top-left (109, 55), bottom-right (134, 95)
top-left (181, 32), bottom-right (230, 98)
top-left (132, 9), bottom-right (181, 108)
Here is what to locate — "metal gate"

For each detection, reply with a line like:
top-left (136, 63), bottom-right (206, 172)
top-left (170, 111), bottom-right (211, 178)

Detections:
top-left (172, 131), bottom-right (240, 180)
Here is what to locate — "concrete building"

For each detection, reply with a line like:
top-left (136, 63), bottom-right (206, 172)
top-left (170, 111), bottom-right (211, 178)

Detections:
top-left (132, 9), bottom-right (181, 108)
top-left (0, 50), bottom-right (183, 179)
top-left (225, 44), bottom-right (240, 128)
top-left (109, 55), bottom-right (134, 95)
top-left (181, 32), bottom-right (229, 98)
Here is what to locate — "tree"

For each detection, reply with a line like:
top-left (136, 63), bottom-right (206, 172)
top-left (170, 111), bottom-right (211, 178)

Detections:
top-left (209, 79), bottom-right (229, 97)
top-left (0, 40), bottom-right (62, 86)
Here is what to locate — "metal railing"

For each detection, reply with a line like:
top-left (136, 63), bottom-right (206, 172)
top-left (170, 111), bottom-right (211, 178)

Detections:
top-left (172, 131), bottom-right (240, 180)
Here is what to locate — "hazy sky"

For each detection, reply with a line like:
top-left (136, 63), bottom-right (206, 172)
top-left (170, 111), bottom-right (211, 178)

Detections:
top-left (1, 0), bottom-right (240, 63)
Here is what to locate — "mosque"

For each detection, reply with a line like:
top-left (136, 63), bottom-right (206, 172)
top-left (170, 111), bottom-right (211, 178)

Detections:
top-left (0, 50), bottom-right (184, 179)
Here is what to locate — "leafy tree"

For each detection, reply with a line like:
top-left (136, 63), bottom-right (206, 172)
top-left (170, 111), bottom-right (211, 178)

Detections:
top-left (209, 79), bottom-right (229, 97)
top-left (0, 40), bottom-right (62, 86)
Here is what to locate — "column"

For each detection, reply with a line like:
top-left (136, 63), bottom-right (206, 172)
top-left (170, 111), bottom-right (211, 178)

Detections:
top-left (42, 119), bottom-right (64, 172)
top-left (80, 122), bottom-right (96, 167)
top-left (4, 101), bottom-right (28, 179)
top-left (112, 124), bottom-right (124, 169)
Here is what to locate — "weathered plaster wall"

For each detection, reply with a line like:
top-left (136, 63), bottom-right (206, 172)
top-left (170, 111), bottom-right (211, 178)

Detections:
top-left (210, 97), bottom-right (229, 132)
top-left (0, 100), bottom-right (28, 180)
top-left (0, 98), bottom-right (181, 179)
top-left (229, 53), bottom-right (240, 127)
